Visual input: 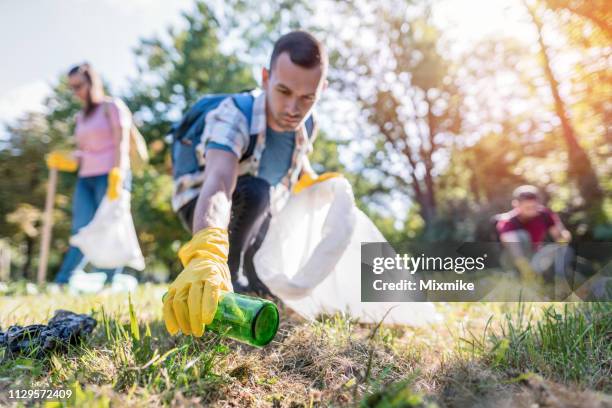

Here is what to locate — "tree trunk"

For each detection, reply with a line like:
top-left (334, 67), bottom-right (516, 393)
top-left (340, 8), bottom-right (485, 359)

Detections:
top-left (526, 2), bottom-right (603, 212)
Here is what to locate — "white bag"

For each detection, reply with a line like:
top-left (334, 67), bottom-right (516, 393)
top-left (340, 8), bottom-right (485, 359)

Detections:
top-left (254, 177), bottom-right (439, 326)
top-left (70, 192), bottom-right (145, 271)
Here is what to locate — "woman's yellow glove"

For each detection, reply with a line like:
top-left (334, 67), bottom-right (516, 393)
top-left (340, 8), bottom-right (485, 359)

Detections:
top-left (106, 167), bottom-right (122, 200)
top-left (163, 227), bottom-right (233, 337)
top-left (293, 172), bottom-right (343, 194)
top-left (46, 150), bottom-right (78, 172)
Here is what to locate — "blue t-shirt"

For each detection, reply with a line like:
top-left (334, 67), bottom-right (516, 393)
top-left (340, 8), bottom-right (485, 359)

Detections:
top-left (206, 126), bottom-right (295, 186)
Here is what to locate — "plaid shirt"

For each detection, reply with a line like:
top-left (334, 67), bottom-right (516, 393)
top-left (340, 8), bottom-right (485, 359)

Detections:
top-left (172, 89), bottom-right (317, 213)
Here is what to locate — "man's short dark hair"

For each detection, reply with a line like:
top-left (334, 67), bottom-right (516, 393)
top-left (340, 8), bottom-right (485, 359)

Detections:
top-left (269, 31), bottom-right (327, 72)
top-left (513, 185), bottom-right (540, 201)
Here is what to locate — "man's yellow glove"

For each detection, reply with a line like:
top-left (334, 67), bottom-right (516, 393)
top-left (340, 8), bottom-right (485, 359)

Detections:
top-left (163, 227), bottom-right (233, 337)
top-left (293, 172), bottom-right (343, 194)
top-left (106, 167), bottom-right (122, 200)
top-left (46, 150), bottom-right (78, 172)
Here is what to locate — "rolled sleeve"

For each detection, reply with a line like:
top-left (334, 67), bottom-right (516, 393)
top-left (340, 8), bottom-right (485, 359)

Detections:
top-left (497, 219), bottom-right (517, 235)
top-left (201, 97), bottom-right (250, 159)
top-left (206, 141), bottom-right (235, 154)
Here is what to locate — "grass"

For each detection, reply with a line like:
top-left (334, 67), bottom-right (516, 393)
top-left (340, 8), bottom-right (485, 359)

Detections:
top-left (468, 302), bottom-right (612, 390)
top-left (0, 283), bottom-right (610, 407)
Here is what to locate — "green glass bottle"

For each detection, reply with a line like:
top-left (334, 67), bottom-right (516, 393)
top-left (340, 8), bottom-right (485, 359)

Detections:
top-left (162, 290), bottom-right (279, 347)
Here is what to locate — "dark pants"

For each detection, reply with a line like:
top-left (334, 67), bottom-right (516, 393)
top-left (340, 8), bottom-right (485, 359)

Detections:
top-left (177, 175), bottom-right (272, 295)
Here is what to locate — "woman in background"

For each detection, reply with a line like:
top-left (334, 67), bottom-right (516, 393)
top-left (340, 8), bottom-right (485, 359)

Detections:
top-left (53, 63), bottom-right (132, 284)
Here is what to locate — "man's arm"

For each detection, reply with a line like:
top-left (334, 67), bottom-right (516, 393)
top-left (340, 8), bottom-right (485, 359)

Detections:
top-left (164, 97), bottom-right (248, 337)
top-left (192, 149), bottom-right (239, 233)
top-left (548, 223), bottom-right (571, 243)
top-left (546, 209), bottom-right (571, 243)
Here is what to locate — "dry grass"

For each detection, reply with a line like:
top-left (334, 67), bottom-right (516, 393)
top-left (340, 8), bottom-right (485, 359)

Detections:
top-left (0, 283), bottom-right (610, 407)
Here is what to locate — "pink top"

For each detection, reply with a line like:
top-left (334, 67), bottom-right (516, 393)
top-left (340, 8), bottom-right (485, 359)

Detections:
top-left (75, 97), bottom-right (131, 177)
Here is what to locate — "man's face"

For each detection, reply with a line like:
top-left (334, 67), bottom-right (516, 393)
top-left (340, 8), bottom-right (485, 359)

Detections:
top-left (513, 199), bottom-right (539, 220)
top-left (262, 52), bottom-right (327, 131)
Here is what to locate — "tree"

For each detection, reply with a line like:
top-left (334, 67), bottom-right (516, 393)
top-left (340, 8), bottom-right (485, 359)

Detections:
top-left (0, 107), bottom-right (75, 279)
top-left (331, 1), bottom-right (462, 238)
top-left (124, 0), bottom-right (317, 277)
top-left (0, 0), bottom-right (324, 281)
top-left (544, 0), bottom-right (612, 38)
top-left (524, 0), bottom-right (605, 226)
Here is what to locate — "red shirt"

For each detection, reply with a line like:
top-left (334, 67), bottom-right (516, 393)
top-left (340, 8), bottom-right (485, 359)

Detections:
top-left (496, 207), bottom-right (559, 249)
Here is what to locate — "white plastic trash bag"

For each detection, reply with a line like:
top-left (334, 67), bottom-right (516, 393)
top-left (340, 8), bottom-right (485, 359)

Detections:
top-left (254, 177), bottom-right (439, 326)
top-left (70, 192), bottom-right (145, 271)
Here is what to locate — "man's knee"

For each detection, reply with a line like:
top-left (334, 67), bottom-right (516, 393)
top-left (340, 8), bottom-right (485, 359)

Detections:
top-left (515, 230), bottom-right (533, 250)
top-left (233, 176), bottom-right (270, 215)
top-left (177, 176), bottom-right (270, 234)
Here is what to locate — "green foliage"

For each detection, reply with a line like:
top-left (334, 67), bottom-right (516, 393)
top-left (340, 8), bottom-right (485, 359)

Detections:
top-left (0, 0), bottom-right (610, 280)
top-left (0, 80), bottom-right (82, 278)
top-left (331, 0), bottom-right (463, 236)
top-left (98, 299), bottom-right (231, 397)
top-left (1, 1), bottom-right (264, 279)
top-left (128, 2), bottom-right (256, 148)
top-left (474, 302), bottom-right (612, 391)
top-left (130, 168), bottom-right (186, 279)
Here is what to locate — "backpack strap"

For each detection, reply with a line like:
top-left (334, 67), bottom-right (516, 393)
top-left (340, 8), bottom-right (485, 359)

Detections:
top-left (231, 93), bottom-right (257, 163)
top-left (304, 115), bottom-right (315, 139)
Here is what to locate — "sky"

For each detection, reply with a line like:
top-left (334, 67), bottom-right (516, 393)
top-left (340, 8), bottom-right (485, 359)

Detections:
top-left (0, 0), bottom-right (535, 128)
top-left (0, 0), bottom-right (194, 126)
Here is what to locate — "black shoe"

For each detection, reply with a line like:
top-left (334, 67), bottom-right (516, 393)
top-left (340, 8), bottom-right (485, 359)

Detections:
top-left (232, 281), bottom-right (252, 294)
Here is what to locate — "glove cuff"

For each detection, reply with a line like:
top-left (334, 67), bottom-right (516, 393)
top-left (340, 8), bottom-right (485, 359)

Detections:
top-left (317, 172), bottom-right (343, 182)
top-left (293, 173), bottom-right (316, 194)
top-left (178, 227), bottom-right (229, 267)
